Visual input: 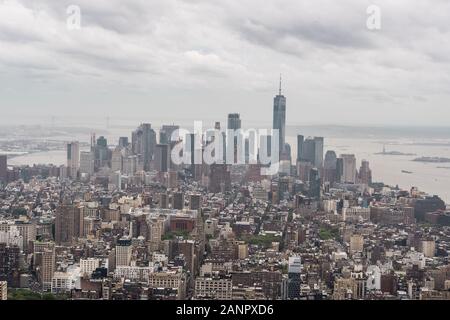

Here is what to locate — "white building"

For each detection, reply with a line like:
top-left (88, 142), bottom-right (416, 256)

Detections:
top-left (0, 221), bottom-right (36, 251)
top-left (403, 250), bottom-right (426, 269)
top-left (288, 256), bottom-right (302, 273)
top-left (194, 278), bottom-right (232, 300)
top-left (152, 253), bottom-right (168, 265)
top-left (366, 265), bottom-right (381, 291)
top-left (80, 258), bottom-right (101, 278)
top-left (51, 266), bottom-right (80, 294)
top-left (331, 251), bottom-right (348, 261)
top-left (114, 266), bottom-right (152, 282)
top-left (344, 207), bottom-right (370, 222)
top-left (204, 219), bottom-right (218, 236)
top-left (0, 225), bottom-right (24, 250)
top-left (148, 270), bottom-right (186, 300)
top-left (51, 272), bottom-right (73, 293)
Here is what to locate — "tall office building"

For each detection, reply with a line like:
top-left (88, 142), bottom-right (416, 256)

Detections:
top-left (132, 123), bottom-right (157, 171)
top-left (300, 137), bottom-right (324, 168)
top-left (296, 161), bottom-right (313, 182)
top-left (218, 123), bottom-right (227, 163)
top-left (111, 147), bottom-right (123, 172)
top-left (185, 133), bottom-right (196, 172)
top-left (33, 242), bottom-right (55, 291)
top-left (358, 160), bottom-right (372, 185)
top-left (302, 138), bottom-right (316, 165)
top-left (313, 137), bottom-right (324, 168)
top-left (160, 125), bottom-right (180, 144)
top-left (110, 171), bottom-right (122, 191)
top-left (309, 168), bottom-right (321, 199)
top-left (189, 194), bottom-right (201, 210)
top-left (227, 113), bottom-right (242, 163)
top-left (40, 248), bottom-right (55, 291)
top-left (96, 136), bottom-right (108, 148)
top-left (341, 154), bottom-right (357, 183)
top-left (336, 158), bottom-right (344, 183)
top-left (0, 155), bottom-right (7, 184)
top-left (13, 221), bottom-right (36, 252)
top-left (172, 192), bottom-right (184, 210)
top-left (296, 135), bottom-right (304, 162)
top-left (79, 151), bottom-right (95, 176)
top-left (167, 170), bottom-right (178, 189)
top-left (209, 164), bottom-right (231, 193)
top-left (281, 143), bottom-right (292, 162)
top-left (67, 142), bottom-right (80, 179)
top-left (287, 256), bottom-right (302, 299)
top-left (155, 144), bottom-right (170, 173)
top-left (273, 76), bottom-right (286, 156)
top-left (55, 202), bottom-right (84, 245)
top-left (0, 243), bottom-right (20, 287)
top-left (123, 155), bottom-right (138, 176)
top-left (258, 135), bottom-right (272, 160)
top-left (116, 238), bottom-right (132, 267)
top-left (323, 150), bottom-right (338, 184)
top-left (186, 132), bottom-right (203, 180)
top-left (159, 193), bottom-right (169, 209)
top-left (227, 113), bottom-right (241, 131)
top-left (95, 136), bottom-right (110, 170)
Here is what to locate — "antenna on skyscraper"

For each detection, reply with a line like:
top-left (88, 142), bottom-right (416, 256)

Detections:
top-left (279, 74), bottom-right (282, 95)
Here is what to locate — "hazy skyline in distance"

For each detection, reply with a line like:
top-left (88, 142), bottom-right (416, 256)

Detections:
top-left (1, 0), bottom-right (450, 126)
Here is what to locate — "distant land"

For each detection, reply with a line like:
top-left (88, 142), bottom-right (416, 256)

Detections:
top-left (286, 125), bottom-right (450, 140)
top-left (413, 157), bottom-right (450, 163)
top-left (375, 151), bottom-right (416, 156)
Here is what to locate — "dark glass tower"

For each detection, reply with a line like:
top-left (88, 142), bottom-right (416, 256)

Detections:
top-left (227, 113), bottom-right (241, 131)
top-left (296, 135), bottom-right (304, 161)
top-left (273, 76), bottom-right (286, 156)
top-left (132, 123), bottom-right (157, 171)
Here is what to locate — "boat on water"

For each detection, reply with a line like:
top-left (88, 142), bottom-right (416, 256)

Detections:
top-left (401, 170), bottom-right (413, 174)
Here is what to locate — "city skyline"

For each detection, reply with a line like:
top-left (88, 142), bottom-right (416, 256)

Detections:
top-left (2, 0), bottom-right (450, 306)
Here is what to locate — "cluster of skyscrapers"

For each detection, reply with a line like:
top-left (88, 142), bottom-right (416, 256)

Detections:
top-left (1, 78), bottom-right (449, 302)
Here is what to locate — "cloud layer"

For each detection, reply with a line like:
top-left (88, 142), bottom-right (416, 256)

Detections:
top-left (1, 0), bottom-right (450, 126)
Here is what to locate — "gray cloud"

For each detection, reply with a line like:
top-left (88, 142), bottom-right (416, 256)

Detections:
top-left (0, 0), bottom-right (450, 126)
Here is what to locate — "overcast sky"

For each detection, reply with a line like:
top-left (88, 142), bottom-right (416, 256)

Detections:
top-left (1, 0), bottom-right (450, 127)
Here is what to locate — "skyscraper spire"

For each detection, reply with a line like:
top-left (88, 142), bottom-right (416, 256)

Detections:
top-left (279, 74), bottom-right (282, 95)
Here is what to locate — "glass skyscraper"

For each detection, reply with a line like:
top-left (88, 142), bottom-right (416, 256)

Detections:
top-left (273, 77), bottom-right (286, 156)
